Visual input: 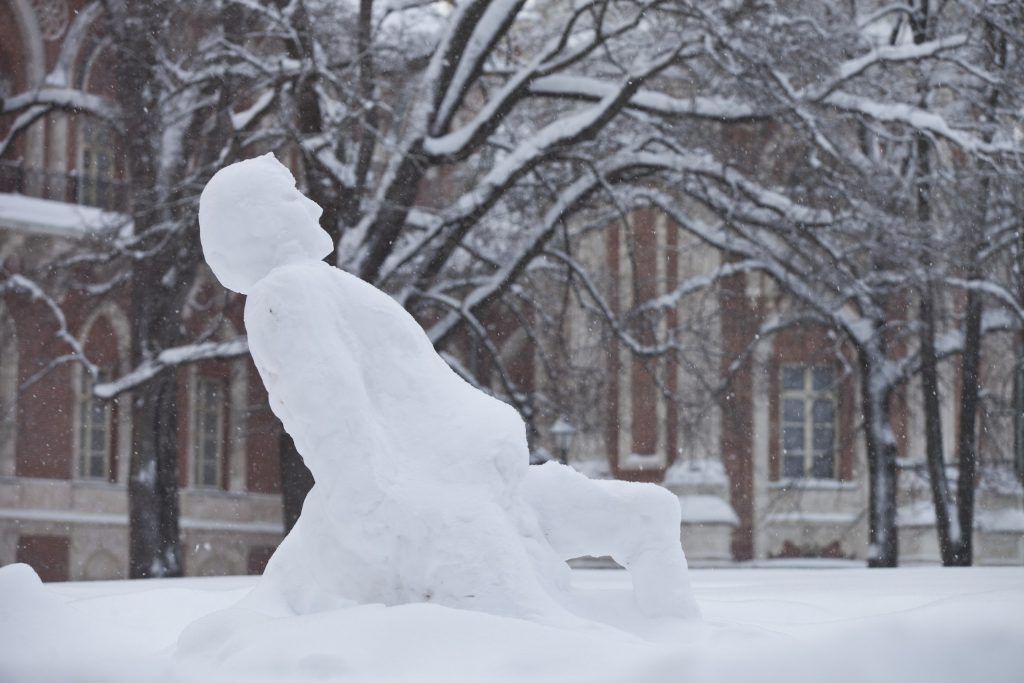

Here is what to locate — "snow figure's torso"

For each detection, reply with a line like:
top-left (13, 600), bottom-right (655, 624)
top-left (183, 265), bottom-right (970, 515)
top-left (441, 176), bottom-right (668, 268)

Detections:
top-left (246, 261), bottom-right (528, 499)
top-left (244, 261), bottom-right (568, 617)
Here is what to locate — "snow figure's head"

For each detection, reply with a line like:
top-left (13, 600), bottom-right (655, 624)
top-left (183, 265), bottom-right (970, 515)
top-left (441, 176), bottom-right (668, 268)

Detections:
top-left (199, 153), bottom-right (333, 294)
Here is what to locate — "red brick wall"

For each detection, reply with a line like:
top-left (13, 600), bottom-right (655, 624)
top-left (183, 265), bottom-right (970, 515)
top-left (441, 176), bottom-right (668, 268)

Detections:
top-left (631, 209), bottom-right (658, 459)
top-left (606, 221), bottom-right (621, 469)
top-left (16, 534), bottom-right (70, 582)
top-left (247, 545), bottom-right (275, 575)
top-left (14, 296), bottom-right (74, 479)
top-left (664, 219), bottom-right (678, 466)
top-left (246, 363), bottom-right (281, 493)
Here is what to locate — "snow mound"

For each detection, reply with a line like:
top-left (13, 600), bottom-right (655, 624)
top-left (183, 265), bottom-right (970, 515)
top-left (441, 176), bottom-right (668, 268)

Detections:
top-left (193, 155), bottom-right (698, 628)
top-left (4, 567), bottom-right (1024, 683)
top-left (678, 495), bottom-right (740, 526)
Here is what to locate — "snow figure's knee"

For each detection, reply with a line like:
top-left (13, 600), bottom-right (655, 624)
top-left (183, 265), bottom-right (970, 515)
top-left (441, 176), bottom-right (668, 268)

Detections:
top-left (629, 484), bottom-right (684, 542)
top-left (523, 462), bottom-right (681, 558)
top-left (523, 461), bottom-right (698, 619)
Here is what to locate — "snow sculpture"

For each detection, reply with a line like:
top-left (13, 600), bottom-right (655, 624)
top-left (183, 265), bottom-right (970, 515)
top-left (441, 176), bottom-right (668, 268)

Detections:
top-left (198, 154), bottom-right (698, 622)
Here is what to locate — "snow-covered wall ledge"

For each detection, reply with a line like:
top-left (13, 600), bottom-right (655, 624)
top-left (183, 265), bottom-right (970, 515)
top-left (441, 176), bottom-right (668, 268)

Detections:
top-left (663, 459), bottom-right (738, 564)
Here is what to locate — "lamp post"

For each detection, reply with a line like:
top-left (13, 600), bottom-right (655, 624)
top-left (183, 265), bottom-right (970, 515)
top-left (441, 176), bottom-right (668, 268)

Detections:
top-left (550, 417), bottom-right (576, 465)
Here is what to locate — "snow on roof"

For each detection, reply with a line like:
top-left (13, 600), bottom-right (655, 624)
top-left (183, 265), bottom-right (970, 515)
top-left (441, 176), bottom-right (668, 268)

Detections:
top-left (0, 192), bottom-right (129, 238)
top-left (568, 457), bottom-right (612, 479)
top-left (767, 478), bottom-right (859, 491)
top-left (0, 507), bottom-right (283, 535)
top-left (975, 508), bottom-right (1024, 534)
top-left (765, 511), bottom-right (860, 525)
top-left (664, 458), bottom-right (729, 487)
top-left (898, 501), bottom-right (1024, 533)
top-left (979, 466), bottom-right (1024, 497)
top-left (678, 494), bottom-right (739, 526)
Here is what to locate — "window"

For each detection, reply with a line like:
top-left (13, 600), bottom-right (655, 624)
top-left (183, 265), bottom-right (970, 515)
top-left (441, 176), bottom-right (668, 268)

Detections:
top-left (780, 365), bottom-right (837, 479)
top-left (77, 369), bottom-right (111, 480)
top-left (1016, 351), bottom-right (1024, 481)
top-left (79, 120), bottom-right (115, 209)
top-left (192, 377), bottom-right (225, 488)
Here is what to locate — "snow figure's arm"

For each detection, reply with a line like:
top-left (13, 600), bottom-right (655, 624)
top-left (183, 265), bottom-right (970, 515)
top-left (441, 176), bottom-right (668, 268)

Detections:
top-left (244, 263), bottom-right (384, 488)
top-left (522, 462), bottom-right (700, 618)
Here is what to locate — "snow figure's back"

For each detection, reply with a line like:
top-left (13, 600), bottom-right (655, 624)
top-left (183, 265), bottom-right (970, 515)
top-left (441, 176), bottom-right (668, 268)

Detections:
top-left (198, 154), bottom-right (698, 623)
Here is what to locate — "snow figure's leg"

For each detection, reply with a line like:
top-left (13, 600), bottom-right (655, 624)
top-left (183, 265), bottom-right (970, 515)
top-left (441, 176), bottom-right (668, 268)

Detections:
top-left (522, 462), bottom-right (700, 618)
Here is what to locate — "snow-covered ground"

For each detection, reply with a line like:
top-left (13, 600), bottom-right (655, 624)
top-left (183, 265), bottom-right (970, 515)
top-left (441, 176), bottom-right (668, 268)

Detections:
top-left (2, 565), bottom-right (1021, 682)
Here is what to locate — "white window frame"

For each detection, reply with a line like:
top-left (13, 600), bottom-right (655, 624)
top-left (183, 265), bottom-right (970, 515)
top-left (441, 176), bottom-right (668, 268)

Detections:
top-left (192, 376), bottom-right (225, 489)
top-left (780, 364), bottom-right (838, 480)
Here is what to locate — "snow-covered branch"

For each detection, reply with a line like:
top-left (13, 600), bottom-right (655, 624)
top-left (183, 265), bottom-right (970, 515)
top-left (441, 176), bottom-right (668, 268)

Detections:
top-left (0, 275), bottom-right (95, 385)
top-left (93, 337), bottom-right (249, 400)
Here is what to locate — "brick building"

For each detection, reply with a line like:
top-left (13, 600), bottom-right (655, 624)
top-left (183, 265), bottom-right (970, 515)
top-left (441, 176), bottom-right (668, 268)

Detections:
top-left (551, 200), bottom-right (1024, 565)
top-left (1, 0), bottom-right (285, 581)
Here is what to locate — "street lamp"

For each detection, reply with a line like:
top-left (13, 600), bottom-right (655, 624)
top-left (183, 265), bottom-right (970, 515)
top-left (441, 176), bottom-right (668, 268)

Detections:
top-left (550, 417), bottom-right (576, 465)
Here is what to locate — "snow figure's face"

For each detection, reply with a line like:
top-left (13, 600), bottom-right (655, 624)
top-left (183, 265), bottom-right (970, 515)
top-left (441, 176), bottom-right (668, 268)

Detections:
top-left (199, 153), bottom-right (333, 294)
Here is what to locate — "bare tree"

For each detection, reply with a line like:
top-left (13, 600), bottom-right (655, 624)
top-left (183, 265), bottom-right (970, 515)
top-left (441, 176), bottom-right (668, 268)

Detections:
top-left (2, 0), bottom-right (263, 576)
top-left (525, 0), bottom-right (1024, 566)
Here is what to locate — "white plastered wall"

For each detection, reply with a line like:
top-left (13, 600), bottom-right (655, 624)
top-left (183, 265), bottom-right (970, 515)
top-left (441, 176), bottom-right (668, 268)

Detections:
top-left (8, 0), bottom-right (47, 178)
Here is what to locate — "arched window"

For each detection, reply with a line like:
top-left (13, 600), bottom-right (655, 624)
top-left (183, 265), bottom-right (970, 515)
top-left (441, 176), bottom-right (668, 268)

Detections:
top-left (75, 35), bottom-right (121, 211)
top-left (76, 366), bottom-right (112, 479)
top-left (81, 548), bottom-right (120, 581)
top-left (78, 118), bottom-right (115, 209)
top-left (184, 273), bottom-right (248, 492)
top-left (192, 375), bottom-right (226, 489)
top-left (0, 51), bottom-right (12, 101)
top-left (76, 307), bottom-right (129, 482)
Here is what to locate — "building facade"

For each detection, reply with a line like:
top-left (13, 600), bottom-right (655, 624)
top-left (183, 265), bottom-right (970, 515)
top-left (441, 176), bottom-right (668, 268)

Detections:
top-left (550, 203), bottom-right (1024, 566)
top-left (1, 0), bottom-right (286, 581)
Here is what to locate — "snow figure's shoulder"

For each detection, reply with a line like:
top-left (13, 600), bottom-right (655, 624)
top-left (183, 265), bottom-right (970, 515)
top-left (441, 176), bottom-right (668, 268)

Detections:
top-left (248, 260), bottom-right (437, 351)
top-left (198, 153), bottom-right (333, 294)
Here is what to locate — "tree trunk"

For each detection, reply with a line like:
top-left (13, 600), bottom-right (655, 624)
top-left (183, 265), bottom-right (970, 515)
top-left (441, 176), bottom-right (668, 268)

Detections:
top-left (1017, 227), bottom-right (1024, 484)
top-left (919, 287), bottom-right (961, 565)
top-left (953, 287), bottom-right (983, 565)
top-left (128, 371), bottom-right (182, 577)
top-left (115, 1), bottom-right (184, 578)
top-left (1016, 324), bottom-right (1024, 485)
top-left (859, 350), bottom-right (899, 567)
top-left (950, 18), bottom-right (1006, 566)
